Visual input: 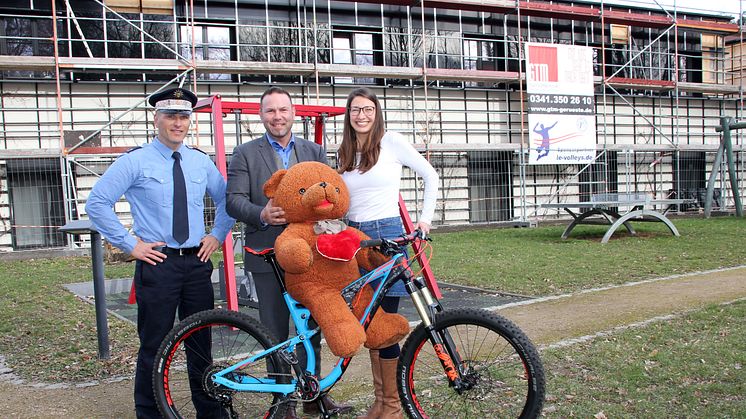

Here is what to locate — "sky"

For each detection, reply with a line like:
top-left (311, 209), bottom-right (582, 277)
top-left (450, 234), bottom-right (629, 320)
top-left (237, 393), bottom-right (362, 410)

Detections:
top-left (582, 0), bottom-right (744, 18)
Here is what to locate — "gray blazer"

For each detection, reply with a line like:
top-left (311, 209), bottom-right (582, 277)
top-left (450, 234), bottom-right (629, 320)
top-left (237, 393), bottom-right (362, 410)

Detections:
top-left (226, 134), bottom-right (328, 273)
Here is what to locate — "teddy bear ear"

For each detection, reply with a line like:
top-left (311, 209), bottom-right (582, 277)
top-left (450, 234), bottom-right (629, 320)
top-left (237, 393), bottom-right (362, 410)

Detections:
top-left (263, 169), bottom-right (287, 198)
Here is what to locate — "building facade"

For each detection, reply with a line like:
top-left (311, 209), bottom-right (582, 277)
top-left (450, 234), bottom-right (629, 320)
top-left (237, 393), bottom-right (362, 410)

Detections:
top-left (0, 0), bottom-right (744, 250)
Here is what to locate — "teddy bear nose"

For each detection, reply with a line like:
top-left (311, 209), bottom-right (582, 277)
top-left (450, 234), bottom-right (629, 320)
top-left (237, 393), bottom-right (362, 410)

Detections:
top-left (319, 182), bottom-right (327, 188)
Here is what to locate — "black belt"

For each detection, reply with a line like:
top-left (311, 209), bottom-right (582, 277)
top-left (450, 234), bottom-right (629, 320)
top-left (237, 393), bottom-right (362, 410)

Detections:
top-left (156, 246), bottom-right (201, 256)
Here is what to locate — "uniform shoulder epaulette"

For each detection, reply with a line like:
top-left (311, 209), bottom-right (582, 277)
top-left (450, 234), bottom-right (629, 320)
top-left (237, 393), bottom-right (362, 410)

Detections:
top-left (187, 145), bottom-right (207, 155)
top-left (115, 146), bottom-right (142, 159)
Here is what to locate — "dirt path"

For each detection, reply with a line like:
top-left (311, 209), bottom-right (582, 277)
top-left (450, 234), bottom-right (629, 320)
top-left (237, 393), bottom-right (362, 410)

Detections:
top-left (497, 267), bottom-right (746, 345)
top-left (2, 266), bottom-right (744, 418)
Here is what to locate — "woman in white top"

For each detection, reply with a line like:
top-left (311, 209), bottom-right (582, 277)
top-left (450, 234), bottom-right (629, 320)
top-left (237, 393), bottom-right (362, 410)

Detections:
top-left (338, 87), bottom-right (439, 419)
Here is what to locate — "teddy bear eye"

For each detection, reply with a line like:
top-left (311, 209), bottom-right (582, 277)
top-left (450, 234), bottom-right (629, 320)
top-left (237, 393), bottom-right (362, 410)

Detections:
top-left (335, 187), bottom-right (340, 193)
top-left (299, 188), bottom-right (306, 195)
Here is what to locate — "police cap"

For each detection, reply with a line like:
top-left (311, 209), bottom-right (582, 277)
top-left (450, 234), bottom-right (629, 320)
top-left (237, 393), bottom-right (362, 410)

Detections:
top-left (148, 88), bottom-right (198, 115)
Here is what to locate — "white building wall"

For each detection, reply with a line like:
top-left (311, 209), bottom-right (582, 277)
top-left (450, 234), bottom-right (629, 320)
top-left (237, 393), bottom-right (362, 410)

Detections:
top-left (0, 81), bottom-right (744, 250)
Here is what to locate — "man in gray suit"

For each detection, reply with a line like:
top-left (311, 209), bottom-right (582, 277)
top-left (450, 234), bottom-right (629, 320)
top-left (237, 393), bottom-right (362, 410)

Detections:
top-left (226, 87), bottom-right (352, 419)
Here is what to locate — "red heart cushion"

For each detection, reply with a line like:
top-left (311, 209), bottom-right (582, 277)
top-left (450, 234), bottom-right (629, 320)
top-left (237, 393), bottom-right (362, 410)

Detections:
top-left (316, 229), bottom-right (361, 261)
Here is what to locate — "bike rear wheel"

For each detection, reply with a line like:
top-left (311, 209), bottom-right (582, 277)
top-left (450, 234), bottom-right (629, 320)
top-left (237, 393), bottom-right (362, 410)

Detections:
top-left (398, 308), bottom-right (545, 419)
top-left (153, 309), bottom-right (290, 419)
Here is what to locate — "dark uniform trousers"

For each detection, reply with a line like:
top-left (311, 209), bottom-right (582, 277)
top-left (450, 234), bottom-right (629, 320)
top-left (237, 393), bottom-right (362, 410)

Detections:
top-left (134, 253), bottom-right (222, 418)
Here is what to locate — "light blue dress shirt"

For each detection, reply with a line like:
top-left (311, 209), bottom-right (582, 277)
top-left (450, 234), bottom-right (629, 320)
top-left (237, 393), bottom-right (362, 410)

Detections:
top-left (266, 133), bottom-right (296, 169)
top-left (85, 138), bottom-right (235, 254)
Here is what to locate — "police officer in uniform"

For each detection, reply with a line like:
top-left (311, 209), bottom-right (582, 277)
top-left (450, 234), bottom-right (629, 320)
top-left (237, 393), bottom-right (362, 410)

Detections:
top-left (86, 87), bottom-right (235, 418)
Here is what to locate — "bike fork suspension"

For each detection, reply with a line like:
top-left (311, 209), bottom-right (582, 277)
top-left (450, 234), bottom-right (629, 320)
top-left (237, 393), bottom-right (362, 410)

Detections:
top-left (406, 277), bottom-right (466, 391)
top-left (406, 276), bottom-right (440, 327)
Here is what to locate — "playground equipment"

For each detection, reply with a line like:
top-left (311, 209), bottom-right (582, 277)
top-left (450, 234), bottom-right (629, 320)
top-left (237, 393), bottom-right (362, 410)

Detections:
top-left (710, 117), bottom-right (744, 218)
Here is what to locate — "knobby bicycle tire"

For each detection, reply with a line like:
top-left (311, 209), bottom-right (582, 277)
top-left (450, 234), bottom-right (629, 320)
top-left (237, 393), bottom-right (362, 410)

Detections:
top-left (152, 309), bottom-right (291, 419)
top-left (398, 308), bottom-right (545, 419)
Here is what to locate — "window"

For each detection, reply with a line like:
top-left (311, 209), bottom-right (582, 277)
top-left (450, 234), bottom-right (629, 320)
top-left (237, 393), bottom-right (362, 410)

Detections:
top-left (332, 30), bottom-right (378, 84)
top-left (0, 15), bottom-right (57, 79)
top-left (269, 21), bottom-right (304, 64)
top-left (467, 151), bottom-right (513, 222)
top-left (701, 33), bottom-right (724, 84)
top-left (106, 12), bottom-right (144, 59)
top-left (606, 26), bottom-right (667, 83)
top-left (464, 36), bottom-right (500, 71)
top-left (0, 16), bottom-right (55, 56)
top-left (384, 26), bottom-right (411, 68)
top-left (69, 11), bottom-right (106, 59)
top-left (434, 30), bottom-right (461, 70)
top-left (144, 15), bottom-right (176, 59)
top-left (464, 39), bottom-right (490, 71)
top-left (504, 34), bottom-right (522, 72)
top-left (463, 36), bottom-right (500, 87)
top-left (180, 24), bottom-right (232, 81)
top-left (605, 43), bottom-right (629, 78)
top-left (6, 159), bottom-right (67, 249)
top-left (238, 24), bottom-right (267, 62)
top-left (676, 32), bottom-right (707, 89)
top-left (555, 19), bottom-right (573, 44)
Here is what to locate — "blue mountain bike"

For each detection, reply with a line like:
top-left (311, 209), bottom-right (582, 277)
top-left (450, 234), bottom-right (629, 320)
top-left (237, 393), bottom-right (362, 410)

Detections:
top-left (153, 230), bottom-right (545, 418)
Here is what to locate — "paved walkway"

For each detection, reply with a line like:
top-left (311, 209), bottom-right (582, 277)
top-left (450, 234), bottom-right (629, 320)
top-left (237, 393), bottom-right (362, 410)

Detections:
top-left (495, 266), bottom-right (746, 345)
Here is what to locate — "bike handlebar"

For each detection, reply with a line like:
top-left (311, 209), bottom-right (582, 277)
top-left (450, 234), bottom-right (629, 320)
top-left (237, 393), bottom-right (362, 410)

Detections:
top-left (360, 229), bottom-right (428, 249)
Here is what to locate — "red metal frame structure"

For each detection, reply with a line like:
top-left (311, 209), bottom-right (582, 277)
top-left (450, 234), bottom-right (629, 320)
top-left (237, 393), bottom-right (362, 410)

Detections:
top-left (133, 95), bottom-right (440, 310)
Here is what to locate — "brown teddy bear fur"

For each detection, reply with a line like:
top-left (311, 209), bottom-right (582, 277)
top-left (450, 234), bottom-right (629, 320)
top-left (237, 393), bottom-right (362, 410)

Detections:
top-left (263, 161), bottom-right (410, 358)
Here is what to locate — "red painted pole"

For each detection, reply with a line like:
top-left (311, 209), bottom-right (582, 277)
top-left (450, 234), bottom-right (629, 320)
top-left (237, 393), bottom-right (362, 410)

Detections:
top-left (211, 95), bottom-right (239, 312)
top-left (398, 195), bottom-right (442, 299)
top-left (314, 115), bottom-right (325, 145)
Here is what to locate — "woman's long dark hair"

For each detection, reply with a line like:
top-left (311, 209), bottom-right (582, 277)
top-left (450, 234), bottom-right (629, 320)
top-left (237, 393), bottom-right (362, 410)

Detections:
top-left (337, 88), bottom-right (386, 174)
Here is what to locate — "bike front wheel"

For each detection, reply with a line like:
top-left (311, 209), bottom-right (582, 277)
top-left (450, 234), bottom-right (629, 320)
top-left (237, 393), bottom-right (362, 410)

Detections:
top-left (153, 309), bottom-right (290, 419)
top-left (398, 308), bottom-right (545, 419)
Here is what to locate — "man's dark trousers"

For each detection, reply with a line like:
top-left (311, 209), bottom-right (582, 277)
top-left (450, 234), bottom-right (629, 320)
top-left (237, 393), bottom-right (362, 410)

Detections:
top-left (133, 253), bottom-right (220, 418)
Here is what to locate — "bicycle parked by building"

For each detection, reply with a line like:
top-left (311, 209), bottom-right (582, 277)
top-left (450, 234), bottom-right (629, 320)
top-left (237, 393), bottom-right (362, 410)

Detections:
top-left (152, 230), bottom-right (545, 418)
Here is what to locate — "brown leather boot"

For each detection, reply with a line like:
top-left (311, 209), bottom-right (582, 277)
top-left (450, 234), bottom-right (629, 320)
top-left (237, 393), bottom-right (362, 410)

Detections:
top-left (356, 350), bottom-right (384, 419)
top-left (282, 401), bottom-right (299, 419)
top-left (379, 357), bottom-right (404, 419)
top-left (302, 394), bottom-right (353, 416)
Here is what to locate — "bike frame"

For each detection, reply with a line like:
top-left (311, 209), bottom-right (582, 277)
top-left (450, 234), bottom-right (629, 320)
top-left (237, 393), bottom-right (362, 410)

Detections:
top-left (157, 233), bottom-right (545, 418)
top-left (211, 249), bottom-right (413, 395)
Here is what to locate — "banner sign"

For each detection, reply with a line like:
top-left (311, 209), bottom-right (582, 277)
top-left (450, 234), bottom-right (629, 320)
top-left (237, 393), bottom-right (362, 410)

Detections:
top-left (525, 43), bottom-right (596, 164)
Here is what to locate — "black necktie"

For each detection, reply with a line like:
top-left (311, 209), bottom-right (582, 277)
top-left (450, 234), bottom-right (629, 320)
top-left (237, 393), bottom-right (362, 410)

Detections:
top-left (172, 151), bottom-right (189, 244)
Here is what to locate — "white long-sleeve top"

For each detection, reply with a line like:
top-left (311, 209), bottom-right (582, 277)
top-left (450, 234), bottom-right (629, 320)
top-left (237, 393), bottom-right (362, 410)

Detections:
top-left (342, 131), bottom-right (439, 224)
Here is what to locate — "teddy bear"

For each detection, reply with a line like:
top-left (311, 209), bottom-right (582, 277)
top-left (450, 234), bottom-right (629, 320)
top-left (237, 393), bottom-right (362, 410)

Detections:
top-left (263, 161), bottom-right (410, 358)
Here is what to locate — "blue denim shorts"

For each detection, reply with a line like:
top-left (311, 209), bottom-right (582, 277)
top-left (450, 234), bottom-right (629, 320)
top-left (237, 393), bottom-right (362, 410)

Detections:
top-left (348, 216), bottom-right (408, 297)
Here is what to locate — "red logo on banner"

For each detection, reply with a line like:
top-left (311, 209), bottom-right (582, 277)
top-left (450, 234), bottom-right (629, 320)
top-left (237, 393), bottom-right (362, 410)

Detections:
top-left (528, 45), bottom-right (558, 82)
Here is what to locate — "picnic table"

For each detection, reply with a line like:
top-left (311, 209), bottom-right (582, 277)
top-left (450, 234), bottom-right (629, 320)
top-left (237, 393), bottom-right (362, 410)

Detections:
top-left (540, 193), bottom-right (693, 243)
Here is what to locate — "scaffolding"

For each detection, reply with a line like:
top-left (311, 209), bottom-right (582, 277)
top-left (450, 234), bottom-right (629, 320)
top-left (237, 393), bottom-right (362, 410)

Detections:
top-left (0, 0), bottom-right (744, 251)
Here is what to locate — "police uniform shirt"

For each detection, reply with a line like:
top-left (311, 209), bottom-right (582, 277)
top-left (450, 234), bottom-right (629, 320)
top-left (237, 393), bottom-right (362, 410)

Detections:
top-left (86, 138), bottom-right (235, 253)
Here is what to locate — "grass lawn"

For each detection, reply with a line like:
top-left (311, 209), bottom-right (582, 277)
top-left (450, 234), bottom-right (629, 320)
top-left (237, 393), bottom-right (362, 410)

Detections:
top-left (429, 216), bottom-right (746, 296)
top-left (0, 215), bottom-right (744, 413)
top-left (0, 257), bottom-right (139, 381)
top-left (0, 253), bottom-right (224, 382)
top-left (541, 300), bottom-right (745, 417)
